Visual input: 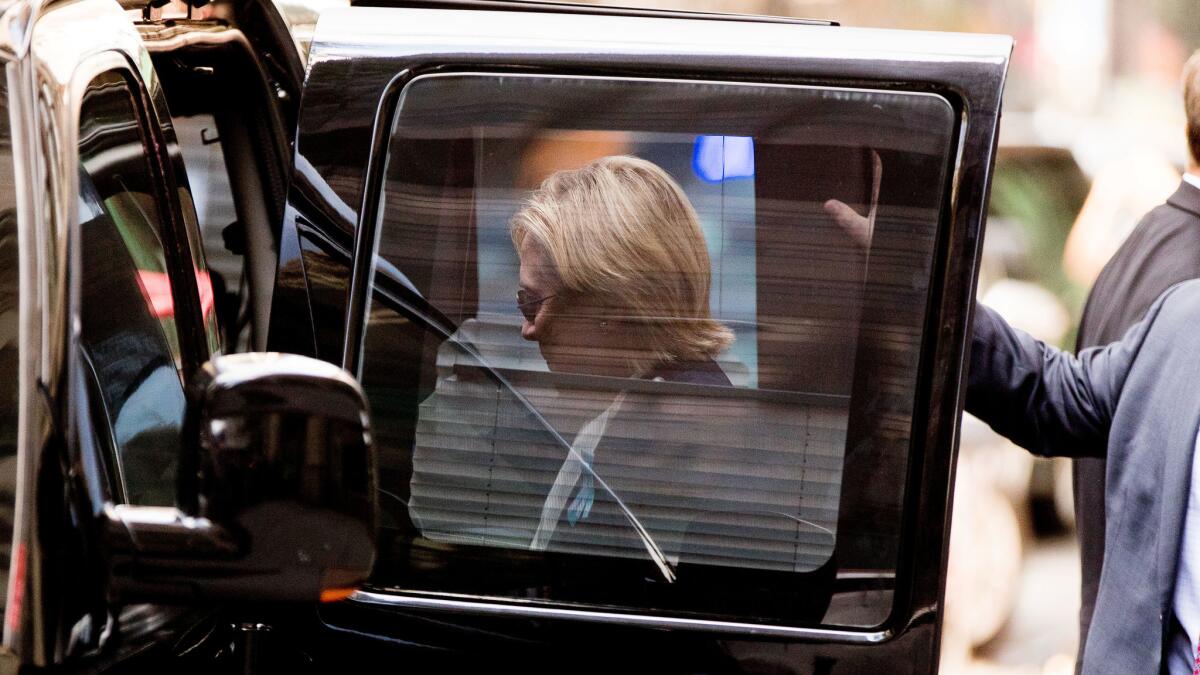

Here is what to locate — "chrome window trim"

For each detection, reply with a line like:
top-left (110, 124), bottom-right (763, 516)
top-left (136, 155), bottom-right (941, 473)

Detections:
top-left (138, 21), bottom-right (257, 54)
top-left (4, 51), bottom-right (29, 657)
top-left (351, 591), bottom-right (891, 643)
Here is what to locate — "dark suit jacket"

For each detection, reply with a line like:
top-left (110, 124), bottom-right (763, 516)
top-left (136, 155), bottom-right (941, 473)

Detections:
top-left (409, 358), bottom-right (743, 548)
top-left (968, 280), bottom-right (1200, 674)
top-left (1073, 180), bottom-right (1200, 669)
top-left (410, 355), bottom-right (844, 578)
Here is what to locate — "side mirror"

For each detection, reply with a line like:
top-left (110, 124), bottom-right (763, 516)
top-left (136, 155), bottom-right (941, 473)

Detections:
top-left (103, 353), bottom-right (376, 603)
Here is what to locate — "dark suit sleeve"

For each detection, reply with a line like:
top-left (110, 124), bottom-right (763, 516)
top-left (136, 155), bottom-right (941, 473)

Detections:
top-left (965, 293), bottom-right (1169, 458)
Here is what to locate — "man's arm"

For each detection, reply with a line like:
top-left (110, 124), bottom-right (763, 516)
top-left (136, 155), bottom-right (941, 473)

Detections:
top-left (825, 196), bottom-right (1172, 458)
top-left (965, 293), bottom-right (1170, 457)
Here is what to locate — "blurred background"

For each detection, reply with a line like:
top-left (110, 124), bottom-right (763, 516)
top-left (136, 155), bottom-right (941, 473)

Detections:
top-left (541, 1), bottom-right (1195, 673)
top-left (260, 0), bottom-right (1198, 670)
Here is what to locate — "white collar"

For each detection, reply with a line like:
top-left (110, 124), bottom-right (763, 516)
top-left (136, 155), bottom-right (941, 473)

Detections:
top-left (1183, 172), bottom-right (1200, 191)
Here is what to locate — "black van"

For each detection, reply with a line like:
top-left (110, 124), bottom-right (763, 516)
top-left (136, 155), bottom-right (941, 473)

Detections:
top-left (0, 0), bottom-right (1010, 672)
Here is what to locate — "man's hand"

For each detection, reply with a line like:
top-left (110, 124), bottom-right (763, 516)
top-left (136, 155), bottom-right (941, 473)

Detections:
top-left (823, 199), bottom-right (873, 249)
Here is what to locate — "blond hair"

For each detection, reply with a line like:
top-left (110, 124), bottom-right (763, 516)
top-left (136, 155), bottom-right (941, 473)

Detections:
top-left (510, 155), bottom-right (733, 365)
top-left (1186, 49), bottom-right (1200, 165)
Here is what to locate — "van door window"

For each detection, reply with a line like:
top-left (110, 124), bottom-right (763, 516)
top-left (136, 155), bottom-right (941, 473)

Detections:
top-left (356, 73), bottom-right (956, 628)
top-left (76, 71), bottom-right (188, 507)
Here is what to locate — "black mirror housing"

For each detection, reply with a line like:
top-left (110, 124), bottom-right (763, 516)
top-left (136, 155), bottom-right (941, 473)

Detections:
top-left (104, 353), bottom-right (377, 604)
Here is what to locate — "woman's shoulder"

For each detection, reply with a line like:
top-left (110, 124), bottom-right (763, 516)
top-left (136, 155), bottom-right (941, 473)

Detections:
top-left (647, 358), bottom-right (732, 387)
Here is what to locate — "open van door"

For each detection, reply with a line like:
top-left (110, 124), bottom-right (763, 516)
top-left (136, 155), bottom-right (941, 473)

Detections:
top-left (272, 6), bottom-right (1010, 672)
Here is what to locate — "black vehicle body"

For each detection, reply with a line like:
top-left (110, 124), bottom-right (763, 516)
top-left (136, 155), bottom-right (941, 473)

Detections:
top-left (0, 0), bottom-right (1011, 672)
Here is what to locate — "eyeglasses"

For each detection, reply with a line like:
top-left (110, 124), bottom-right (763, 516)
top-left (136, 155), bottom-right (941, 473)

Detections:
top-left (517, 289), bottom-right (556, 322)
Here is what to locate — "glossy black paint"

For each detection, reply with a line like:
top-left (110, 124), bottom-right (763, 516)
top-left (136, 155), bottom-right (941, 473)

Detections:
top-left (52, 57), bottom-right (215, 666)
top-left (268, 9), bottom-right (1009, 674)
top-left (227, 0), bottom-right (306, 138)
top-left (11, 0), bottom-right (368, 667)
top-left (103, 352), bottom-right (377, 604)
top-left (295, 600), bottom-right (942, 674)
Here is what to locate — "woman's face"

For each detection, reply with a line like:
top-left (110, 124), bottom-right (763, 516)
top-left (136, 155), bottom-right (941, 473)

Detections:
top-left (517, 237), bottom-right (637, 377)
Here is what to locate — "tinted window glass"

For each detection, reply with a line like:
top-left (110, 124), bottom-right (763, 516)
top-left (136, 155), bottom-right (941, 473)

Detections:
top-left (77, 71), bottom-right (186, 507)
top-left (170, 113), bottom-right (236, 352)
top-left (359, 73), bottom-right (955, 627)
top-left (0, 74), bottom-right (18, 613)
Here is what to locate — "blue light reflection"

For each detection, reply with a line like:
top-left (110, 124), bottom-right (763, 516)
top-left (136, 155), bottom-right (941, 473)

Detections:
top-left (692, 136), bottom-right (755, 183)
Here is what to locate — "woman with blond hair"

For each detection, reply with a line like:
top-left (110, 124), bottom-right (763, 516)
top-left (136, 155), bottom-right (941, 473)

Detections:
top-left (511, 154), bottom-right (733, 383)
top-left (410, 155), bottom-right (741, 566)
top-left (508, 155), bottom-right (736, 553)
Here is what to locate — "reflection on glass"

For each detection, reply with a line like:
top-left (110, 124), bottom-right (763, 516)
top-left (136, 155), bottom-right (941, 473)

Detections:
top-left (693, 135), bottom-right (755, 183)
top-left (510, 156), bottom-right (733, 381)
top-left (362, 72), bottom-right (954, 626)
top-left (170, 112), bottom-right (233, 354)
top-left (472, 129), bottom-right (759, 387)
top-left (410, 157), bottom-right (823, 570)
top-left (76, 72), bottom-right (186, 507)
